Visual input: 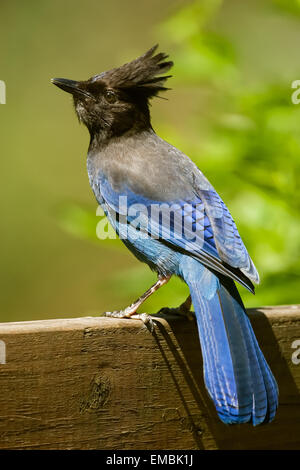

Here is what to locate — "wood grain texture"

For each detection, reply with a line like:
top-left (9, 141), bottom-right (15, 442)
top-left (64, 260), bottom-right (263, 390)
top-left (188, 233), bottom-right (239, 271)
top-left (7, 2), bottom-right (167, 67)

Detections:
top-left (0, 305), bottom-right (299, 450)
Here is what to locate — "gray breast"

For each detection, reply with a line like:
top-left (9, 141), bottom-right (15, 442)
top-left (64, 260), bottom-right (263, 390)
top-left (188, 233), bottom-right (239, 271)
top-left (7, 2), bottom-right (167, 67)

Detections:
top-left (87, 130), bottom-right (212, 202)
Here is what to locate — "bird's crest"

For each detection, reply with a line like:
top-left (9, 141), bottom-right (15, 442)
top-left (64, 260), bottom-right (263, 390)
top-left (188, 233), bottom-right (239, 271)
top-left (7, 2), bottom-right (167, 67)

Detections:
top-left (97, 45), bottom-right (173, 99)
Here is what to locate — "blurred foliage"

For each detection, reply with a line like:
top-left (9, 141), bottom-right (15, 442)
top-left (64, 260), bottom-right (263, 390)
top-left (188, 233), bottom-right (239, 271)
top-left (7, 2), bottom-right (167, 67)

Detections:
top-left (272, 0), bottom-right (300, 17)
top-left (57, 0), bottom-right (300, 311)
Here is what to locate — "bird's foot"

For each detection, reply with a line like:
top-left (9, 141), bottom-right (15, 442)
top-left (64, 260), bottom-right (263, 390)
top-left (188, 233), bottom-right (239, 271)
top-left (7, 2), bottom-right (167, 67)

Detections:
top-left (105, 310), bottom-right (155, 333)
top-left (158, 306), bottom-right (195, 321)
top-left (131, 313), bottom-right (155, 333)
top-left (157, 296), bottom-right (195, 321)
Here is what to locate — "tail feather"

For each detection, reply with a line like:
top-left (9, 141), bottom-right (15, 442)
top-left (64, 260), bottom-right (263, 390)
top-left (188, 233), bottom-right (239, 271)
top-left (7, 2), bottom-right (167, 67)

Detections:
top-left (181, 258), bottom-right (278, 425)
top-left (218, 283), bottom-right (271, 425)
top-left (250, 326), bottom-right (278, 422)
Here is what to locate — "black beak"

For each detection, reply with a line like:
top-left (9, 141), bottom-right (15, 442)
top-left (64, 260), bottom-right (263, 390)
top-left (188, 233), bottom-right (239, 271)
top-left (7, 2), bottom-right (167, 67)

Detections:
top-left (51, 78), bottom-right (94, 99)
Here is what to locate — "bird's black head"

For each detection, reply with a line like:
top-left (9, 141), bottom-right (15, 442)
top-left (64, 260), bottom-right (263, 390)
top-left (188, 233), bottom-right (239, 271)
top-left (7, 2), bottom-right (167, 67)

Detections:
top-left (52, 45), bottom-right (173, 142)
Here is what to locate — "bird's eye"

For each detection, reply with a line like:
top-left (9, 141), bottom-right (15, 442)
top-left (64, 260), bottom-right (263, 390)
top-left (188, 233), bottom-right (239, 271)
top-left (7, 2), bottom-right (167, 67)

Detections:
top-left (104, 89), bottom-right (117, 104)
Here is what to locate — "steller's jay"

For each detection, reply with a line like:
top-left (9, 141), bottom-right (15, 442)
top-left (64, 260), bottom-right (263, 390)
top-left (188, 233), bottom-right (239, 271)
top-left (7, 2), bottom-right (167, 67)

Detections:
top-left (52, 45), bottom-right (278, 425)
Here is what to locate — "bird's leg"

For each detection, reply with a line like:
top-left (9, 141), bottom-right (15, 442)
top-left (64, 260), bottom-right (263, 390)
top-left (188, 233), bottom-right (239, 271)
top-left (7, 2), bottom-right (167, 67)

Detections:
top-left (105, 275), bottom-right (171, 330)
top-left (158, 295), bottom-right (195, 321)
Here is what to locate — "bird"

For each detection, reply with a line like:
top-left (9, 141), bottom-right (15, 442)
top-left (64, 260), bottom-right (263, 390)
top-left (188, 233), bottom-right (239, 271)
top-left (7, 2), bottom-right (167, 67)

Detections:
top-left (52, 45), bottom-right (278, 425)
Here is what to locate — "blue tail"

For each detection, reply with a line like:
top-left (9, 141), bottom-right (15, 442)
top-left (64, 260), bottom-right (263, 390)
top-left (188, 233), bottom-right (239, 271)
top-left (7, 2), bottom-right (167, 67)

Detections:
top-left (180, 258), bottom-right (278, 425)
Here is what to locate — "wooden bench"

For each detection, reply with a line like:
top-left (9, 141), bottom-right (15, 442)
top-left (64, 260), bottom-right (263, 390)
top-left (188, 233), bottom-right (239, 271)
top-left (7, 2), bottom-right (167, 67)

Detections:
top-left (0, 305), bottom-right (299, 449)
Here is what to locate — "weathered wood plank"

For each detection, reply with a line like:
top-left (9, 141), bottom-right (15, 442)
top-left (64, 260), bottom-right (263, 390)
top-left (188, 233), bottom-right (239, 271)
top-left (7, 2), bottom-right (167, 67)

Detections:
top-left (0, 305), bottom-right (299, 450)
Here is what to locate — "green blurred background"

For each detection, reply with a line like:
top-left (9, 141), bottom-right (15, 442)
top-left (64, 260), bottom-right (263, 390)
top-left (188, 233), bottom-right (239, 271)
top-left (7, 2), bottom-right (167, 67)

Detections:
top-left (1, 0), bottom-right (300, 322)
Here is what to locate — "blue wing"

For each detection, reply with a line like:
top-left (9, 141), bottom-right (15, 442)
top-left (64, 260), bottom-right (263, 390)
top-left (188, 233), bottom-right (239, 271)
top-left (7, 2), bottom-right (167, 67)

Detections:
top-left (199, 188), bottom-right (259, 284)
top-left (97, 172), bottom-right (258, 292)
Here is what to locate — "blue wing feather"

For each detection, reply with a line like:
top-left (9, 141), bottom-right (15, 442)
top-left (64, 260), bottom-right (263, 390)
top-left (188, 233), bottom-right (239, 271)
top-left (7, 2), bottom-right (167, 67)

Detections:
top-left (98, 173), bottom-right (256, 292)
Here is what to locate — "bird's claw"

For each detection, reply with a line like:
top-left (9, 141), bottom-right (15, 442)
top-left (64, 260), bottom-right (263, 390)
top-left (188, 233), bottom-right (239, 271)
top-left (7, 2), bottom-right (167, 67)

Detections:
top-left (105, 311), bottom-right (155, 333)
top-left (131, 313), bottom-right (155, 333)
top-left (157, 306), bottom-right (195, 321)
top-left (105, 310), bottom-right (130, 319)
